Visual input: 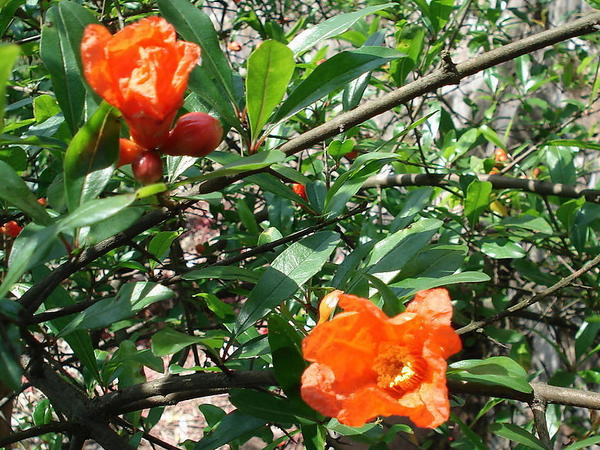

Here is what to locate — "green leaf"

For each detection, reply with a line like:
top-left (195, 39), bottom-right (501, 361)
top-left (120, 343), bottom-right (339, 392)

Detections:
top-left (246, 40), bottom-right (295, 141)
top-left (464, 179), bottom-right (492, 227)
top-left (564, 435), bottom-right (600, 450)
top-left (147, 231), bottom-right (180, 269)
top-left (448, 356), bottom-right (533, 393)
top-left (365, 218), bottom-right (442, 283)
top-left (58, 194), bottom-right (136, 231)
top-left (480, 238), bottom-right (526, 259)
top-left (0, 160), bottom-right (53, 226)
top-left (174, 150), bottom-right (287, 188)
top-left (0, 1), bottom-right (25, 38)
top-left (0, 224), bottom-right (61, 300)
top-left (152, 327), bottom-right (221, 357)
top-left (545, 146), bottom-right (576, 185)
top-left (63, 102), bottom-right (120, 212)
top-left (0, 323), bottom-right (22, 390)
top-left (268, 315), bottom-right (307, 402)
top-left (395, 244), bottom-right (467, 279)
top-left (158, 0), bottom-right (235, 104)
top-left (59, 282), bottom-right (174, 336)
top-left (489, 423), bottom-right (549, 450)
top-left (391, 24), bottom-right (425, 85)
top-left (184, 266), bottom-right (260, 284)
top-left (40, 2), bottom-right (99, 134)
top-left (229, 389), bottom-right (314, 424)
top-left (235, 231), bottom-right (340, 334)
top-left (391, 272), bottom-right (490, 298)
top-left (0, 44), bottom-right (20, 135)
top-left (273, 47), bottom-right (404, 124)
top-left (187, 66), bottom-right (240, 131)
top-left (194, 410), bottom-right (265, 450)
top-left (301, 424), bottom-right (327, 450)
top-left (288, 3), bottom-right (395, 55)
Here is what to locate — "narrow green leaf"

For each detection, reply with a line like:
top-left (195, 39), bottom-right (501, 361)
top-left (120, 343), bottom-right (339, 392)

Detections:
top-left (273, 47), bottom-right (404, 124)
top-left (489, 423), bottom-right (549, 450)
top-left (158, 0), bottom-right (235, 103)
top-left (246, 40), bottom-right (295, 141)
top-left (0, 224), bottom-right (60, 299)
top-left (235, 231), bottom-right (340, 334)
top-left (0, 1), bottom-right (25, 38)
top-left (59, 282), bottom-right (174, 336)
top-left (464, 179), bottom-right (492, 227)
top-left (288, 3), bottom-right (395, 55)
top-left (564, 435), bottom-right (600, 450)
top-left (0, 323), bottom-right (22, 390)
top-left (40, 2), bottom-right (99, 134)
top-left (184, 266), bottom-right (260, 284)
top-left (480, 238), bottom-right (526, 259)
top-left (230, 389), bottom-right (314, 424)
top-left (152, 327), bottom-right (213, 357)
top-left (173, 150), bottom-right (286, 188)
top-left (0, 160), bottom-right (53, 226)
top-left (63, 102), bottom-right (120, 212)
top-left (365, 218), bottom-right (442, 283)
top-left (58, 194), bottom-right (136, 231)
top-left (546, 146), bottom-right (576, 185)
top-left (448, 356), bottom-right (533, 394)
top-left (301, 424), bottom-right (327, 450)
top-left (391, 272), bottom-right (490, 298)
top-left (0, 44), bottom-right (20, 135)
top-left (194, 411), bottom-right (265, 450)
top-left (268, 315), bottom-right (307, 402)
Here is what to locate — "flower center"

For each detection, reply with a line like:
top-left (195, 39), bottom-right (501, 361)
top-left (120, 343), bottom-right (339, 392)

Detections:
top-left (373, 345), bottom-right (427, 394)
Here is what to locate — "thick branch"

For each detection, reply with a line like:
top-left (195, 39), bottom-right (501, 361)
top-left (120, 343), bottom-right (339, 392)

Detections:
top-left (278, 12), bottom-right (600, 157)
top-left (94, 370), bottom-right (278, 415)
top-left (362, 173), bottom-right (600, 203)
top-left (457, 250), bottom-right (600, 335)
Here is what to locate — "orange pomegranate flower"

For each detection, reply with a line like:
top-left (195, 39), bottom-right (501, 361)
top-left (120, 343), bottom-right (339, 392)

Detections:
top-left (81, 17), bottom-right (200, 150)
top-left (301, 288), bottom-right (462, 429)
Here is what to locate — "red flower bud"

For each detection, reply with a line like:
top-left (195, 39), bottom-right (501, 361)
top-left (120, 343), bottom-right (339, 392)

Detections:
top-left (132, 150), bottom-right (163, 184)
top-left (0, 220), bottom-right (22, 238)
top-left (292, 183), bottom-right (307, 201)
top-left (161, 112), bottom-right (223, 158)
top-left (228, 41), bottom-right (242, 52)
top-left (118, 138), bottom-right (145, 167)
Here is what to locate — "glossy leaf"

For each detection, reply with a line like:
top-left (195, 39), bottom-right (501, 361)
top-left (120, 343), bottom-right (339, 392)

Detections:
top-left (63, 102), bottom-right (120, 212)
top-left (480, 238), bottom-right (526, 259)
top-left (268, 315), bottom-right (307, 402)
top-left (448, 356), bottom-right (533, 394)
top-left (246, 40), bottom-right (295, 141)
top-left (273, 47), bottom-right (404, 123)
top-left (288, 3), bottom-right (395, 55)
top-left (158, 0), bottom-right (235, 103)
top-left (464, 179), bottom-right (492, 227)
top-left (0, 224), bottom-right (60, 300)
top-left (59, 282), bottom-right (174, 336)
top-left (391, 271), bottom-right (491, 298)
top-left (0, 160), bottom-right (53, 226)
top-left (58, 194), bottom-right (136, 231)
top-left (0, 44), bottom-right (19, 135)
top-left (489, 423), bottom-right (549, 450)
top-left (184, 266), bottom-right (260, 284)
top-left (235, 231), bottom-right (340, 334)
top-left (194, 410), bottom-right (265, 450)
top-left (365, 218), bottom-right (442, 283)
top-left (40, 2), bottom-right (99, 134)
top-left (152, 327), bottom-right (219, 357)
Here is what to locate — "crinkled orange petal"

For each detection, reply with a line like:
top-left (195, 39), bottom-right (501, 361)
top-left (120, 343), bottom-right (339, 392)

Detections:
top-left (303, 312), bottom-right (379, 392)
top-left (335, 386), bottom-right (400, 427)
top-left (338, 293), bottom-right (390, 323)
top-left (81, 17), bottom-right (200, 149)
top-left (300, 364), bottom-right (343, 418)
top-left (406, 288), bottom-right (454, 326)
top-left (425, 324), bottom-right (463, 359)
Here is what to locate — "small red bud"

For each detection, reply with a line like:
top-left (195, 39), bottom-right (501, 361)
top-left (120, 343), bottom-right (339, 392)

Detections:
top-left (494, 148), bottom-right (508, 163)
top-left (0, 220), bottom-right (22, 238)
top-left (132, 150), bottom-right (163, 184)
top-left (228, 41), bottom-right (242, 52)
top-left (118, 138), bottom-right (146, 167)
top-left (292, 183), bottom-right (307, 201)
top-left (161, 112), bottom-right (223, 158)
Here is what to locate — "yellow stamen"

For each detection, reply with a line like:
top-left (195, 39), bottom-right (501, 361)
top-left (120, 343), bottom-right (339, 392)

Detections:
top-left (373, 345), bottom-right (427, 394)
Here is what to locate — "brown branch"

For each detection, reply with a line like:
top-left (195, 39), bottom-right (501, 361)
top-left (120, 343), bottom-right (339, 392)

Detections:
top-left (94, 370), bottom-right (278, 415)
top-left (278, 12), bottom-right (600, 158)
top-left (0, 422), bottom-right (78, 448)
top-left (457, 251), bottom-right (600, 335)
top-left (16, 12), bottom-right (600, 320)
top-left (530, 398), bottom-right (551, 448)
top-left (362, 173), bottom-right (600, 203)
